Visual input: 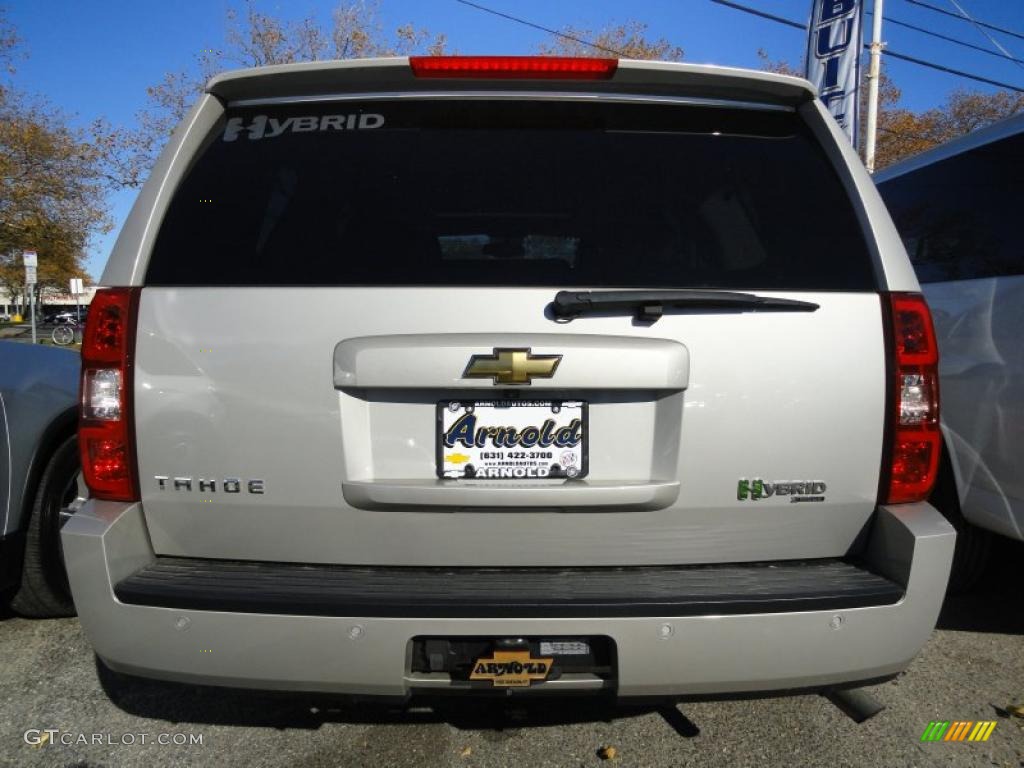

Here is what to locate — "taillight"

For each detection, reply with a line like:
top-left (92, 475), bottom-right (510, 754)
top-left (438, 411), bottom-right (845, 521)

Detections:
top-left (883, 293), bottom-right (940, 504)
top-left (79, 287), bottom-right (141, 501)
top-left (409, 56), bottom-right (618, 80)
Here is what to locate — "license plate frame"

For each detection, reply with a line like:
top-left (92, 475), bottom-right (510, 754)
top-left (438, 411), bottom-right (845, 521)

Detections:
top-left (436, 399), bottom-right (588, 480)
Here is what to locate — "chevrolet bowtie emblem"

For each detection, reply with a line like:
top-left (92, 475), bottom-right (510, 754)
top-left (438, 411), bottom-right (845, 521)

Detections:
top-left (463, 348), bottom-right (562, 385)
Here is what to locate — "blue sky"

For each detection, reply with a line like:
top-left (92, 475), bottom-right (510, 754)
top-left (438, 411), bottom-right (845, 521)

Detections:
top-left (6, 0), bottom-right (1024, 278)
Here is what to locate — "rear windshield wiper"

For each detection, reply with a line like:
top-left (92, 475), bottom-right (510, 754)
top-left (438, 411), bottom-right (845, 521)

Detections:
top-left (551, 290), bottom-right (820, 322)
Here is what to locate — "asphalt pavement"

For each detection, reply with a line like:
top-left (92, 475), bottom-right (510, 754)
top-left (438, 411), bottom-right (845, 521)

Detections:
top-left (1, 540), bottom-right (1023, 768)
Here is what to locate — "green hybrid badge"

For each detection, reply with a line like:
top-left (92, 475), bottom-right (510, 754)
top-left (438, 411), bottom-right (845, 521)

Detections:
top-left (737, 478), bottom-right (827, 503)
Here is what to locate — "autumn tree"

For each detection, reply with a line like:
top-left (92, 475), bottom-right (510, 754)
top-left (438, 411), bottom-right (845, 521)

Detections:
top-left (755, 49), bottom-right (801, 79)
top-left (119, 1), bottom-right (448, 185)
top-left (0, 97), bottom-right (107, 312)
top-left (0, 7), bottom-right (20, 84)
top-left (0, 12), bottom-right (103, 315)
top-left (538, 20), bottom-right (683, 61)
top-left (757, 49), bottom-right (901, 148)
top-left (874, 88), bottom-right (1024, 169)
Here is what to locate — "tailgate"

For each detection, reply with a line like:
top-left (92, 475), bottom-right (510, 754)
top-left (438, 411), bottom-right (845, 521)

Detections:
top-left (133, 287), bottom-right (885, 565)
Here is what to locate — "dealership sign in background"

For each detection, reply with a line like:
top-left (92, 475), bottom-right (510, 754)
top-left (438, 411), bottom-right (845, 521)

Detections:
top-left (806, 0), bottom-right (865, 145)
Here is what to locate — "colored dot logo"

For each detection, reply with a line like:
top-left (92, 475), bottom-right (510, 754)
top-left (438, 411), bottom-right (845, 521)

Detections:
top-left (921, 721), bottom-right (996, 742)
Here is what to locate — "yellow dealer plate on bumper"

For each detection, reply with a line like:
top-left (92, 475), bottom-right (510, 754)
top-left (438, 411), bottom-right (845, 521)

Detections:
top-left (469, 650), bottom-right (554, 687)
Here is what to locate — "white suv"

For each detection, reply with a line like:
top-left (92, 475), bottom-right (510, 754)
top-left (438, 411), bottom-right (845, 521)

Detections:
top-left (62, 56), bottom-right (954, 699)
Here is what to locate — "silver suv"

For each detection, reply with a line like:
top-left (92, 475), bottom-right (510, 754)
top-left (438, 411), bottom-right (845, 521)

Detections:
top-left (64, 56), bottom-right (954, 699)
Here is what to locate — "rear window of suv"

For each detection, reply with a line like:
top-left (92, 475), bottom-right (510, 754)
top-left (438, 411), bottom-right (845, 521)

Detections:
top-left (146, 99), bottom-right (875, 289)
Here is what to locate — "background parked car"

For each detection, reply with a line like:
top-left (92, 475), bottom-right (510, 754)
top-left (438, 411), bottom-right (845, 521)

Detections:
top-left (876, 112), bottom-right (1024, 591)
top-left (0, 341), bottom-right (83, 617)
top-left (40, 311), bottom-right (86, 325)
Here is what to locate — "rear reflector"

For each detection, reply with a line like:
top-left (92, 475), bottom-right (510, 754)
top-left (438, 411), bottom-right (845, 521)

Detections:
top-left (409, 56), bottom-right (618, 80)
top-left (885, 293), bottom-right (940, 504)
top-left (79, 288), bottom-right (141, 502)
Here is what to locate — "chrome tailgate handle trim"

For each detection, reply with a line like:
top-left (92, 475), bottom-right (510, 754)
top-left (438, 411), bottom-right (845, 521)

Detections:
top-left (333, 334), bottom-right (689, 390)
top-left (341, 479), bottom-right (680, 511)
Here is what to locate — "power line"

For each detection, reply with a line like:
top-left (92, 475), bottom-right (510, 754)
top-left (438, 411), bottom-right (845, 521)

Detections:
top-left (710, 0), bottom-right (1024, 92)
top-left (453, 0), bottom-right (627, 56)
top-left (879, 50), bottom-right (1022, 91)
top-left (715, 0), bottom-right (1024, 65)
top-left (452, 0), bottom-right (1005, 146)
top-left (710, 0), bottom-right (1024, 65)
top-left (714, 0), bottom-right (1023, 67)
top-left (903, 0), bottom-right (1024, 43)
top-left (946, 0), bottom-right (1024, 71)
top-left (454, 0), bottom-right (1024, 93)
top-left (707, 0), bottom-right (804, 30)
top-left (870, 11), bottom-right (1024, 65)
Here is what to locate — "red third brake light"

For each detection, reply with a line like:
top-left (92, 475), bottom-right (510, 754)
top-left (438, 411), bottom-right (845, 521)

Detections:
top-left (79, 287), bottom-right (141, 502)
top-left (409, 56), bottom-right (618, 80)
top-left (885, 293), bottom-right (941, 504)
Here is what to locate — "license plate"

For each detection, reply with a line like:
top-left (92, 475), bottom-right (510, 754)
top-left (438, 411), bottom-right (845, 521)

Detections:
top-left (437, 400), bottom-right (587, 480)
top-left (469, 649), bottom-right (554, 687)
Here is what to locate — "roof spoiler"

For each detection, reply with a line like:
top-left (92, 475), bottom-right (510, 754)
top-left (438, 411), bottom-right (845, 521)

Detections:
top-left (206, 56), bottom-right (817, 108)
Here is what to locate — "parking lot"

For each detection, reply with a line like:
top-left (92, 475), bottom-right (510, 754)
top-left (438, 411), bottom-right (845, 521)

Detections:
top-left (1, 539), bottom-right (1021, 768)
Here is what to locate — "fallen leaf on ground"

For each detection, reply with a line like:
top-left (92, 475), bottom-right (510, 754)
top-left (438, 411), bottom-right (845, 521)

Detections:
top-left (460, 746), bottom-right (472, 757)
top-left (597, 745), bottom-right (617, 760)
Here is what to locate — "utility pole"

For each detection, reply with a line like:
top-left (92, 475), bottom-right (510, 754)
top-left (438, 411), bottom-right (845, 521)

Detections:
top-left (70, 278), bottom-right (83, 324)
top-left (864, 0), bottom-right (885, 174)
top-left (23, 251), bottom-right (37, 344)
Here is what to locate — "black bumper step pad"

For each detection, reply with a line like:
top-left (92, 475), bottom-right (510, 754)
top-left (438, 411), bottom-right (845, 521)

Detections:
top-left (115, 557), bottom-right (904, 618)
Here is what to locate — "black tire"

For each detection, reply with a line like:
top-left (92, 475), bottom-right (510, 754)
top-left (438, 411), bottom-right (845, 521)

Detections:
top-left (10, 435), bottom-right (81, 618)
top-left (930, 446), bottom-right (993, 595)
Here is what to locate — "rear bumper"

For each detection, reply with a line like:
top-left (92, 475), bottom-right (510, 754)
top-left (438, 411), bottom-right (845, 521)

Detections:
top-left (62, 502), bottom-right (954, 698)
top-left (113, 556), bottom-right (904, 618)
